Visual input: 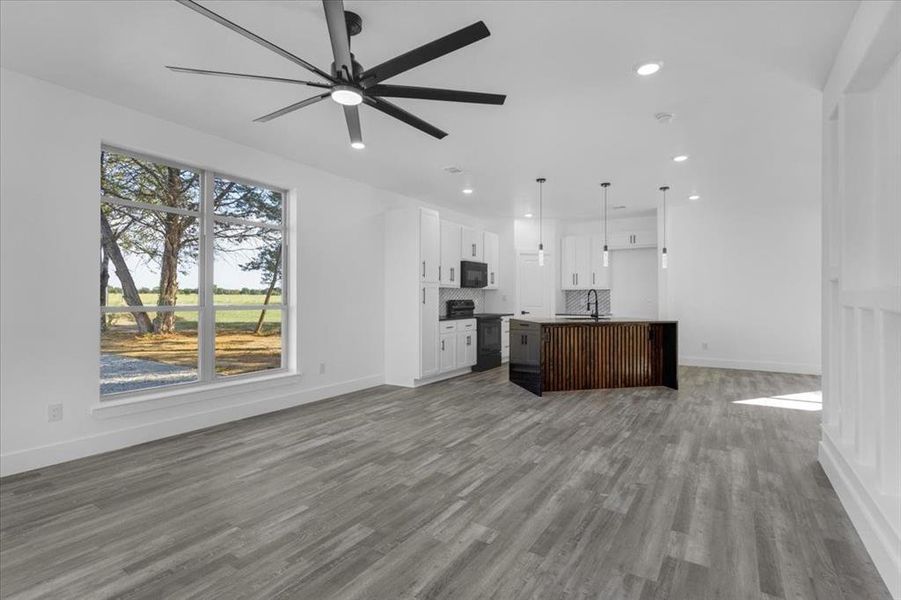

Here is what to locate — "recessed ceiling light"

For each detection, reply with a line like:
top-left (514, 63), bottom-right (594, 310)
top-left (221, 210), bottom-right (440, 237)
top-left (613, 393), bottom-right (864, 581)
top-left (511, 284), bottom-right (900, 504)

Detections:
top-left (672, 154), bottom-right (689, 162)
top-left (462, 188), bottom-right (473, 195)
top-left (330, 85), bottom-right (363, 106)
top-left (688, 194), bottom-right (700, 200)
top-left (635, 61), bottom-right (662, 76)
top-left (524, 213), bottom-right (533, 218)
top-left (350, 141), bottom-right (365, 150)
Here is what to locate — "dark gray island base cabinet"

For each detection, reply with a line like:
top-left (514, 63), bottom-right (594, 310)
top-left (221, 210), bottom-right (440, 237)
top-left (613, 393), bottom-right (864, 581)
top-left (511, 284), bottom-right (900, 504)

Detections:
top-left (509, 318), bottom-right (678, 396)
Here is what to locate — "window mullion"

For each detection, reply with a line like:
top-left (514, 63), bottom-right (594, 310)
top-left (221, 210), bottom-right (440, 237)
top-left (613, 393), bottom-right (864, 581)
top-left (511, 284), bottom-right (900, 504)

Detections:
top-left (199, 170), bottom-right (216, 382)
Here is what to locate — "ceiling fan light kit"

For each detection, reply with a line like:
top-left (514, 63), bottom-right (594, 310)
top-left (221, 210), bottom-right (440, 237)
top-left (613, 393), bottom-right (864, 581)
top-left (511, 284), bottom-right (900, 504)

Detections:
top-left (169, 0), bottom-right (506, 149)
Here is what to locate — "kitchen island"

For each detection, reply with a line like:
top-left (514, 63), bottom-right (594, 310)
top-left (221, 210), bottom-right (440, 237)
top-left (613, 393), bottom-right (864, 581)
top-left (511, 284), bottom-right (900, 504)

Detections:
top-left (509, 317), bottom-right (678, 396)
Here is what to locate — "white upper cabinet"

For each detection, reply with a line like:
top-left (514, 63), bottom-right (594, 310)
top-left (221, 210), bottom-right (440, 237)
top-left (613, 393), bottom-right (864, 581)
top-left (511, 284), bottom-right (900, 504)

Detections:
top-left (609, 229), bottom-right (656, 249)
top-left (460, 226), bottom-right (483, 261)
top-left (589, 235), bottom-right (611, 289)
top-left (440, 220), bottom-right (462, 288)
top-left (483, 231), bottom-right (499, 289)
top-left (419, 208), bottom-right (440, 283)
top-left (561, 235), bottom-right (591, 290)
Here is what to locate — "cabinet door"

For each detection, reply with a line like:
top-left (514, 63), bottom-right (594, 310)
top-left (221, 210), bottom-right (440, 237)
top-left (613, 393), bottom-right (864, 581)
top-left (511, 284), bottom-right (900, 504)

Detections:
top-left (457, 330), bottom-right (477, 366)
top-left (573, 236), bottom-right (591, 289)
top-left (440, 333), bottom-right (457, 372)
top-left (465, 331), bottom-right (478, 366)
top-left (420, 208), bottom-right (440, 283)
top-left (419, 284), bottom-right (439, 378)
top-left (461, 226), bottom-right (483, 261)
top-left (440, 220), bottom-right (462, 287)
top-left (561, 236), bottom-right (578, 290)
top-left (590, 235), bottom-right (611, 289)
top-left (483, 231), bottom-right (499, 289)
top-left (631, 230), bottom-right (657, 248)
top-left (608, 231), bottom-right (632, 250)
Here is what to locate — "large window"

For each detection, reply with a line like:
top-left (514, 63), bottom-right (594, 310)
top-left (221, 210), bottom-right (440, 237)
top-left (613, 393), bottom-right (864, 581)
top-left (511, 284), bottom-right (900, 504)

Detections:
top-left (100, 148), bottom-right (287, 397)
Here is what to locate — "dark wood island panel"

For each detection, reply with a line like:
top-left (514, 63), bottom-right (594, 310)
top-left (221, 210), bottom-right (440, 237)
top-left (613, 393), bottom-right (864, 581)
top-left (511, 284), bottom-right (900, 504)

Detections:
top-left (509, 318), bottom-right (677, 396)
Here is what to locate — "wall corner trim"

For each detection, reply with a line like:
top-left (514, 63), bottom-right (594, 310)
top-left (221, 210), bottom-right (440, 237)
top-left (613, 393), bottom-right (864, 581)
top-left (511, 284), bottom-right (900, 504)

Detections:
top-left (819, 430), bottom-right (901, 599)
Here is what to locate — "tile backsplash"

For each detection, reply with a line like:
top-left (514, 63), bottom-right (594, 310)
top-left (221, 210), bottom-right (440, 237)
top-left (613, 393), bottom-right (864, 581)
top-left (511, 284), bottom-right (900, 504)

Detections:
top-left (563, 289), bottom-right (611, 315)
top-left (439, 287), bottom-right (485, 316)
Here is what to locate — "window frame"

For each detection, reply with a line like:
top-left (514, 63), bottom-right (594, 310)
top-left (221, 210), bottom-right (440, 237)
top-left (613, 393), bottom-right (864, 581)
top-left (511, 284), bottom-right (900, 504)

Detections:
top-left (100, 146), bottom-right (290, 399)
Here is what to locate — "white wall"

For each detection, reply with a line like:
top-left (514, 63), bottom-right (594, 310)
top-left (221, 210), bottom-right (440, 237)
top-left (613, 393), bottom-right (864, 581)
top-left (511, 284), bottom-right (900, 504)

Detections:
top-left (610, 249), bottom-right (658, 318)
top-left (663, 189), bottom-right (822, 374)
top-left (0, 68), bottom-right (398, 476)
top-left (818, 2), bottom-right (901, 596)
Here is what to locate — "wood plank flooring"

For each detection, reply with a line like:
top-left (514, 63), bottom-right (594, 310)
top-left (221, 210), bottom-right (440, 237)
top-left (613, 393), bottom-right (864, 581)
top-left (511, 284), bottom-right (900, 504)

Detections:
top-left (0, 367), bottom-right (892, 599)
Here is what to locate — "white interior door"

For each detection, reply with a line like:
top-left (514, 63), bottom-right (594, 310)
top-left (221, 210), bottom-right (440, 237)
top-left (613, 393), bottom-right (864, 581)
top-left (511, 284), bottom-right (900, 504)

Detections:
top-left (517, 252), bottom-right (550, 317)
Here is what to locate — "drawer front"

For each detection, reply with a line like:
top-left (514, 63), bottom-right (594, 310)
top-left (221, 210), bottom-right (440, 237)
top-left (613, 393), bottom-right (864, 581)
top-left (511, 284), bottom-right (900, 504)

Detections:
top-left (440, 321), bottom-right (458, 333)
top-left (459, 319), bottom-right (476, 331)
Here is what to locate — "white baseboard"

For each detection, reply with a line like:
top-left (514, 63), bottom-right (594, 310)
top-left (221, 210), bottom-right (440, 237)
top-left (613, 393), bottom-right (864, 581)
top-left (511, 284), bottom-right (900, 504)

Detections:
top-left (0, 374), bottom-right (383, 478)
top-left (819, 430), bottom-right (901, 599)
top-left (680, 355), bottom-right (821, 375)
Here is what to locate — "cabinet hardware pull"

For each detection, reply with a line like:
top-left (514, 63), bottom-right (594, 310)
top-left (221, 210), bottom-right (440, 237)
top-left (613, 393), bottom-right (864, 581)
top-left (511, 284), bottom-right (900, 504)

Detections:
top-left (592, 273), bottom-right (596, 285)
top-left (490, 272), bottom-right (494, 284)
top-left (441, 339), bottom-right (445, 351)
top-left (422, 288), bottom-right (425, 304)
top-left (472, 243), bottom-right (476, 256)
top-left (467, 336), bottom-right (471, 346)
top-left (439, 265), bottom-right (442, 280)
top-left (450, 267), bottom-right (454, 281)
top-left (422, 261), bottom-right (426, 277)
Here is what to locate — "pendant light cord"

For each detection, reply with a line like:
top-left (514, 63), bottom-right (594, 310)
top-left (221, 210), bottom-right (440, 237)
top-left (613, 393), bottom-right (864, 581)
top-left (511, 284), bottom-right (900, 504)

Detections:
top-left (536, 178), bottom-right (546, 248)
top-left (659, 185), bottom-right (669, 250)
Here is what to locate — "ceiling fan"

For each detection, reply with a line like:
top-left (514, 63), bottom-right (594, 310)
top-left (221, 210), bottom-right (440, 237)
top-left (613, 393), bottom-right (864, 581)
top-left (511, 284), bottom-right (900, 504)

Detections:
top-left (168, 0), bottom-right (507, 148)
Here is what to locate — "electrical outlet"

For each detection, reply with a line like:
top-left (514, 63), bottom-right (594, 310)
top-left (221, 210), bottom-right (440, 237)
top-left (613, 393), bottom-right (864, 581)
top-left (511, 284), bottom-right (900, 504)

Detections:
top-left (702, 342), bottom-right (709, 351)
top-left (47, 403), bottom-right (63, 422)
top-left (319, 362), bottom-right (326, 375)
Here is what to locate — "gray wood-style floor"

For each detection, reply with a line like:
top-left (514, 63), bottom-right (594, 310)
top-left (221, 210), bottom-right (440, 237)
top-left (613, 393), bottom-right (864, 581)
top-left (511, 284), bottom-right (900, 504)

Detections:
top-left (0, 367), bottom-right (891, 600)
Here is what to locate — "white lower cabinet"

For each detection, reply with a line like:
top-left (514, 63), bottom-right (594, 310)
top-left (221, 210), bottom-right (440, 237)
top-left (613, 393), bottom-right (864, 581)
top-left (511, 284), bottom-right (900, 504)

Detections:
top-left (439, 333), bottom-right (457, 372)
top-left (438, 319), bottom-right (476, 373)
top-left (456, 330), bottom-right (477, 367)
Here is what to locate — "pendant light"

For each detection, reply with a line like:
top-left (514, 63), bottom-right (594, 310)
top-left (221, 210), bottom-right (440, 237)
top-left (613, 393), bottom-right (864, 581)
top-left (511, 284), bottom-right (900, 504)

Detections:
top-left (659, 185), bottom-right (669, 269)
top-left (600, 182), bottom-right (611, 267)
top-left (536, 177), bottom-right (547, 266)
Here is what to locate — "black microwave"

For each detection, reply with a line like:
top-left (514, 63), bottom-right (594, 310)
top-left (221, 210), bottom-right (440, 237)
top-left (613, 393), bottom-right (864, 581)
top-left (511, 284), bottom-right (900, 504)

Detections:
top-left (460, 261), bottom-right (488, 288)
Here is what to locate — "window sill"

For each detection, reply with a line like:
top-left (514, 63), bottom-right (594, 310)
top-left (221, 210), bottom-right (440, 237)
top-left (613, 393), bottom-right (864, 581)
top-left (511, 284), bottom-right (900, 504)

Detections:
top-left (91, 370), bottom-right (302, 419)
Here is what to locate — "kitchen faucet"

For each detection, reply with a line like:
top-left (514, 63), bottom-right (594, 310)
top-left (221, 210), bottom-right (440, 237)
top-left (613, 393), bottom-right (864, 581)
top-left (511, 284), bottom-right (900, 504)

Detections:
top-left (586, 289), bottom-right (600, 320)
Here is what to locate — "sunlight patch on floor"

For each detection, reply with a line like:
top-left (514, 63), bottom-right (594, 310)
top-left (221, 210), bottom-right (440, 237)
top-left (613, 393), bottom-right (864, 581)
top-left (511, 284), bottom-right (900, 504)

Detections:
top-left (733, 390), bottom-right (822, 411)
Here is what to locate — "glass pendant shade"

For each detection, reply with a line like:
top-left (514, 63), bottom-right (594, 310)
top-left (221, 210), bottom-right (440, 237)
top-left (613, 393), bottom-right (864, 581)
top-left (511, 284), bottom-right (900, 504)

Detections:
top-left (538, 245), bottom-right (545, 266)
top-left (603, 248), bottom-right (609, 267)
top-left (661, 248), bottom-right (668, 269)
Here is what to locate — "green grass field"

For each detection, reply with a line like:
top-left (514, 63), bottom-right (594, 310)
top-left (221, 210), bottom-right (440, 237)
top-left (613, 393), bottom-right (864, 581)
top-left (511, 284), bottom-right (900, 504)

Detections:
top-left (106, 293), bottom-right (282, 324)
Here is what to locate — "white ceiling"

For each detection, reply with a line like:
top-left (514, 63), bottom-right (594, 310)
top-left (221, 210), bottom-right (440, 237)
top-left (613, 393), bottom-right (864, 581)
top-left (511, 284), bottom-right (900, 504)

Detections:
top-left (0, 1), bottom-right (857, 218)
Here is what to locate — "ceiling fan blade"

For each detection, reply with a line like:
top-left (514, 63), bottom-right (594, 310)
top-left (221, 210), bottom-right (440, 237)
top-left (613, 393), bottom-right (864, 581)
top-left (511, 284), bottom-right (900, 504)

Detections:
top-left (322, 0), bottom-right (354, 82)
top-left (254, 93), bottom-right (330, 123)
top-left (366, 84), bottom-right (505, 105)
top-left (359, 21), bottom-right (490, 88)
top-left (176, 0), bottom-right (336, 83)
top-left (363, 97), bottom-right (447, 139)
top-left (166, 66), bottom-right (331, 88)
top-left (344, 105), bottom-right (363, 146)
